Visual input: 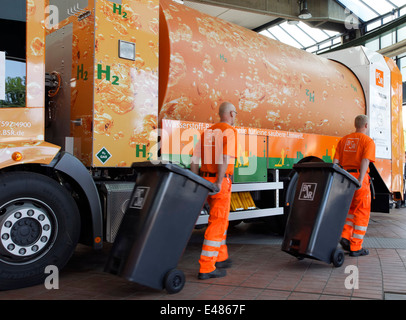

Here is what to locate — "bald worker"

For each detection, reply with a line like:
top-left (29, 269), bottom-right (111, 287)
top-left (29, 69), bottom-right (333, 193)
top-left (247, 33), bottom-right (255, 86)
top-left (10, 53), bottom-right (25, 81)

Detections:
top-left (191, 102), bottom-right (238, 279)
top-left (333, 115), bottom-right (376, 257)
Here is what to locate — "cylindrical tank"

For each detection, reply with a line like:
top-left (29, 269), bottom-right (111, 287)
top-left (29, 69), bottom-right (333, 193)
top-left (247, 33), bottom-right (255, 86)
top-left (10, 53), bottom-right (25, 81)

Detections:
top-left (158, 0), bottom-right (365, 137)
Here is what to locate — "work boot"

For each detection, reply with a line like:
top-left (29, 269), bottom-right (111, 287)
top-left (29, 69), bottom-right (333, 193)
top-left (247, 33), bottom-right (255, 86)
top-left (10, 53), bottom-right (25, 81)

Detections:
top-left (215, 258), bottom-right (233, 269)
top-left (198, 268), bottom-right (226, 280)
top-left (350, 248), bottom-right (369, 257)
top-left (340, 238), bottom-right (350, 251)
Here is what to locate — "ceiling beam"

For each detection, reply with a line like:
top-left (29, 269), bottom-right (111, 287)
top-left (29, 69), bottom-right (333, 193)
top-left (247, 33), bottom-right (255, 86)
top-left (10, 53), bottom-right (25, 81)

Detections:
top-left (185, 0), bottom-right (348, 23)
top-left (378, 39), bottom-right (406, 58)
top-left (323, 13), bottom-right (406, 54)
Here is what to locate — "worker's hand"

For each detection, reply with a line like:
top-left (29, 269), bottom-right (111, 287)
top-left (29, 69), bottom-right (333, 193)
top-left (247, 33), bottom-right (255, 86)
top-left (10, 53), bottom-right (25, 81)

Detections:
top-left (209, 181), bottom-right (221, 195)
top-left (357, 178), bottom-right (362, 188)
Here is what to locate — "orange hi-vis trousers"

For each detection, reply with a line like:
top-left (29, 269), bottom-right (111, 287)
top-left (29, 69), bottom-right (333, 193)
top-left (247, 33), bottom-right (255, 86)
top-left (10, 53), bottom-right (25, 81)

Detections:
top-left (341, 172), bottom-right (371, 251)
top-left (199, 176), bottom-right (232, 274)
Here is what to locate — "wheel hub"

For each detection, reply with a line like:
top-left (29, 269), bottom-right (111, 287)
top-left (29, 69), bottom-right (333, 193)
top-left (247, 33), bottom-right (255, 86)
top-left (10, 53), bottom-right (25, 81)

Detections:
top-left (1, 207), bottom-right (52, 258)
top-left (11, 217), bottom-right (41, 246)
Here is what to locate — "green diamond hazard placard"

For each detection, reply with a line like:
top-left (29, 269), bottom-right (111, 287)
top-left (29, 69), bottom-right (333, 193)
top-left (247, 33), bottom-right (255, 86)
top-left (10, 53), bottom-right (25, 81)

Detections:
top-left (96, 147), bottom-right (111, 164)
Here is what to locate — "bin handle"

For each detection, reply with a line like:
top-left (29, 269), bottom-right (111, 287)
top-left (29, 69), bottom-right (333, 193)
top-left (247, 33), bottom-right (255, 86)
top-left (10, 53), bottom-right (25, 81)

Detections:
top-left (170, 161), bottom-right (186, 169)
top-left (208, 185), bottom-right (220, 196)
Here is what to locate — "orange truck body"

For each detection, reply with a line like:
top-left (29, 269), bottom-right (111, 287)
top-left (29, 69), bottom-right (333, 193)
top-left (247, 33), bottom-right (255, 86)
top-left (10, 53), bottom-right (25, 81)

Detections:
top-left (3, 0), bottom-right (401, 189)
top-left (0, 0), bottom-right (403, 290)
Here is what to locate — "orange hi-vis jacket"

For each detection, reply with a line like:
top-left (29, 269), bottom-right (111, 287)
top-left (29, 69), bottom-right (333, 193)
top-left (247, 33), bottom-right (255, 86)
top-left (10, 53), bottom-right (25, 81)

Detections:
top-left (334, 132), bottom-right (376, 251)
top-left (334, 132), bottom-right (375, 173)
top-left (199, 122), bottom-right (237, 175)
top-left (196, 122), bottom-right (237, 273)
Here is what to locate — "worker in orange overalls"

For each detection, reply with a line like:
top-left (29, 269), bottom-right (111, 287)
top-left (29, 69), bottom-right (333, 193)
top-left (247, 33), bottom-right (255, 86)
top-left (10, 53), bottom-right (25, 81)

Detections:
top-left (191, 101), bottom-right (238, 279)
top-left (333, 115), bottom-right (376, 257)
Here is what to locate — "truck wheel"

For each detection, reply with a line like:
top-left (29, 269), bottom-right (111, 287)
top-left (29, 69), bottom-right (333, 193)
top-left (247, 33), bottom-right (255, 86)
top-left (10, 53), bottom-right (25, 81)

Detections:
top-left (0, 172), bottom-right (80, 290)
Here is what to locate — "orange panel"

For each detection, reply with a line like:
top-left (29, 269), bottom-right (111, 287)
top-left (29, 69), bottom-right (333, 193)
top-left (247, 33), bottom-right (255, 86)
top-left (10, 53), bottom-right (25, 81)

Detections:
top-left (26, 0), bottom-right (46, 110)
top-left (46, 0), bottom-right (96, 166)
top-left (0, 0), bottom-right (46, 143)
top-left (0, 0), bottom-right (61, 169)
top-left (375, 158), bottom-right (392, 191)
top-left (92, 0), bottom-right (159, 167)
top-left (385, 57), bottom-right (404, 196)
top-left (0, 141), bottom-right (60, 169)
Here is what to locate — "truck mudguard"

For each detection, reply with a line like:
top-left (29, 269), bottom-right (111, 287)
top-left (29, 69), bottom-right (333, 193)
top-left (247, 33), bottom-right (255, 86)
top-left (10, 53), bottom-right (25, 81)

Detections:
top-left (47, 151), bottom-right (103, 249)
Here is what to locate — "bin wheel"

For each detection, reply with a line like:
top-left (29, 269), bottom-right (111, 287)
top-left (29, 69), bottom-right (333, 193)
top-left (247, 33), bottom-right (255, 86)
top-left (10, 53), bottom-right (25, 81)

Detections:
top-left (332, 248), bottom-right (344, 267)
top-left (164, 269), bottom-right (185, 294)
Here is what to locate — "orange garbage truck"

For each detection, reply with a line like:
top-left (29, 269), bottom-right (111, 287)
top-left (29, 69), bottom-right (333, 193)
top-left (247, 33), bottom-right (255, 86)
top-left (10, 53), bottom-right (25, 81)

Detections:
top-left (0, 0), bottom-right (403, 289)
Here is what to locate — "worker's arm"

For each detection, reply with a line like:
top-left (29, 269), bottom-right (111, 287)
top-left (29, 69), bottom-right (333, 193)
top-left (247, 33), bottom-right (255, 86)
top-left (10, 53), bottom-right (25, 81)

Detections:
top-left (190, 151), bottom-right (200, 175)
top-left (214, 155), bottom-right (229, 191)
top-left (190, 138), bottom-right (201, 175)
top-left (333, 159), bottom-right (339, 165)
top-left (358, 158), bottom-right (370, 185)
top-left (190, 162), bottom-right (200, 175)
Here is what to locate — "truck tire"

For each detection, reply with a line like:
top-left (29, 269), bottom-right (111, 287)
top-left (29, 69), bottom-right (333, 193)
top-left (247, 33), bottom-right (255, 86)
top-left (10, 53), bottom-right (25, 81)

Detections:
top-left (0, 171), bottom-right (80, 290)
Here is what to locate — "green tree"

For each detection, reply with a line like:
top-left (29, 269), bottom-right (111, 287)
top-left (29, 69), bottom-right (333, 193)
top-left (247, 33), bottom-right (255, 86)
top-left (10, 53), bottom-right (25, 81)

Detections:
top-left (0, 76), bottom-right (25, 108)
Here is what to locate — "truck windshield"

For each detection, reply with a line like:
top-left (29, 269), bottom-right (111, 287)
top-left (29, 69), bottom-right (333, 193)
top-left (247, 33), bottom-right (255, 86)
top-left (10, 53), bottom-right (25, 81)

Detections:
top-left (0, 0), bottom-right (26, 108)
top-left (0, 58), bottom-right (26, 108)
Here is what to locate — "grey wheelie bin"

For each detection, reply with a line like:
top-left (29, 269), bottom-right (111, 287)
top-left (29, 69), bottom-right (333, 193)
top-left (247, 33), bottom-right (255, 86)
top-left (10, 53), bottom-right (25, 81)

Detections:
top-left (281, 162), bottom-right (360, 267)
top-left (105, 162), bottom-right (216, 294)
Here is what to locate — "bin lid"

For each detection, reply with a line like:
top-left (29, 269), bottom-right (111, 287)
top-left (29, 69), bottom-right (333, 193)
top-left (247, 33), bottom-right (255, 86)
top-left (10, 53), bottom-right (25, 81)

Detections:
top-left (131, 162), bottom-right (217, 192)
top-left (293, 162), bottom-right (360, 188)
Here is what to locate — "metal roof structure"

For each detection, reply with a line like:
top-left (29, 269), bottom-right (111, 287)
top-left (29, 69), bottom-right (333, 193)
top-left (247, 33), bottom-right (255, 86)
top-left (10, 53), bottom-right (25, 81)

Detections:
top-left (182, 0), bottom-right (406, 54)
